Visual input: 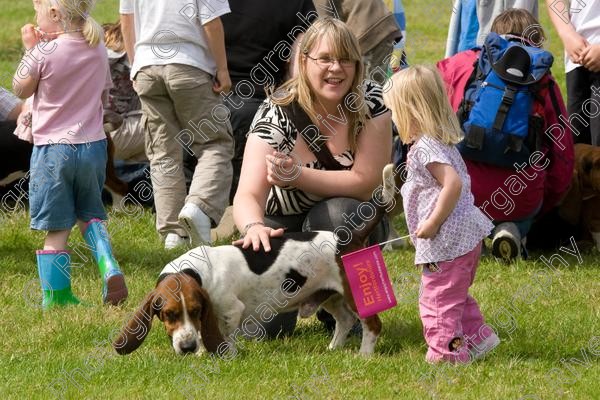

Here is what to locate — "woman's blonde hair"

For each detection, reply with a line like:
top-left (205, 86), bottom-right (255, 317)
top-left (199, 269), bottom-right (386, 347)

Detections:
top-left (383, 65), bottom-right (463, 145)
top-left (103, 21), bottom-right (123, 52)
top-left (39, 0), bottom-right (103, 47)
top-left (271, 17), bottom-right (366, 152)
top-left (491, 8), bottom-right (546, 47)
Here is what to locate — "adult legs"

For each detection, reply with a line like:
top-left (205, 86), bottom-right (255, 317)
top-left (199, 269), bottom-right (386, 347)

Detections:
top-left (566, 66), bottom-right (594, 145)
top-left (166, 64), bottom-right (234, 228)
top-left (135, 66), bottom-right (189, 239)
top-left (303, 197), bottom-right (389, 246)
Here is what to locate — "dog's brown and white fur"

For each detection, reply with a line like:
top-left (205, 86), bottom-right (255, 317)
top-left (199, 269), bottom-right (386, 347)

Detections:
top-left (113, 165), bottom-right (397, 357)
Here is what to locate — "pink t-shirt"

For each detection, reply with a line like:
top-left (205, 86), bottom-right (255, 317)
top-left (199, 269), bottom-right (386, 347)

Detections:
top-left (22, 36), bottom-right (112, 145)
top-left (401, 136), bottom-right (494, 264)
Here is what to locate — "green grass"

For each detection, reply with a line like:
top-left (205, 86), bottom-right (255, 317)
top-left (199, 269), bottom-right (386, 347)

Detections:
top-left (1, 1), bottom-right (598, 399)
top-left (1, 209), bottom-right (600, 399)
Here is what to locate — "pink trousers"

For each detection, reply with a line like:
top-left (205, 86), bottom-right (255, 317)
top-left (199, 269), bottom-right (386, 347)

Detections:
top-left (419, 243), bottom-right (493, 363)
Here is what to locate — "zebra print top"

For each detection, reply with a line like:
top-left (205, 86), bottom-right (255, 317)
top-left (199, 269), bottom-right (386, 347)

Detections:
top-left (248, 80), bottom-right (389, 216)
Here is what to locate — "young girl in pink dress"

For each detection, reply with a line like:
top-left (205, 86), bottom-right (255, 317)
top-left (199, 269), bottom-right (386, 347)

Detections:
top-left (383, 65), bottom-right (499, 363)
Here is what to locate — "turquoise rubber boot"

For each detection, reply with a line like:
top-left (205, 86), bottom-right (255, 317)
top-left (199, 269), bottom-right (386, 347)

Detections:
top-left (83, 219), bottom-right (128, 305)
top-left (36, 250), bottom-right (80, 309)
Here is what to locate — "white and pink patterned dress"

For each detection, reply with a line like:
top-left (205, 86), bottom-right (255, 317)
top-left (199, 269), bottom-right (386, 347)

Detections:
top-left (401, 135), bottom-right (494, 264)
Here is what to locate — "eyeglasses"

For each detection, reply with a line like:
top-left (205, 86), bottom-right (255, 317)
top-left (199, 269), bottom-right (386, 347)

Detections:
top-left (305, 54), bottom-right (356, 68)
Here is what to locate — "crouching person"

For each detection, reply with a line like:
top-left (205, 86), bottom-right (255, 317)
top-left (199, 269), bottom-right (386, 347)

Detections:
top-left (437, 9), bottom-right (574, 261)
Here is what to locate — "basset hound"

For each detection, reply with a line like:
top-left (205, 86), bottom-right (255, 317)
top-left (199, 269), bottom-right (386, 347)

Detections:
top-left (112, 165), bottom-right (397, 357)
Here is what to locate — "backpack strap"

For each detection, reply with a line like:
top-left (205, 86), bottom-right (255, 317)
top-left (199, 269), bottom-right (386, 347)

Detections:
top-left (456, 59), bottom-right (480, 125)
top-left (494, 84), bottom-right (526, 153)
top-left (459, 59), bottom-right (487, 150)
top-left (493, 85), bottom-right (517, 132)
top-left (281, 102), bottom-right (345, 171)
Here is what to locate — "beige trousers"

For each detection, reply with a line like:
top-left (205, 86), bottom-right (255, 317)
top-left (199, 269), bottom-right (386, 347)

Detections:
top-left (134, 64), bottom-right (233, 237)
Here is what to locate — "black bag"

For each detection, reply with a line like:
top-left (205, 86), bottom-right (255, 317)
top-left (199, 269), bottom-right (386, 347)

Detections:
top-left (282, 102), bottom-right (345, 170)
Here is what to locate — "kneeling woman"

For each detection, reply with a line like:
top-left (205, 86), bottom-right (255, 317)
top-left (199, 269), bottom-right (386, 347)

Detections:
top-left (232, 17), bottom-right (392, 336)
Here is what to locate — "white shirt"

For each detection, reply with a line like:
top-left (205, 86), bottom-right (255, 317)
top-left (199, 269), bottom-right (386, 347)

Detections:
top-left (566, 0), bottom-right (600, 72)
top-left (119, 0), bottom-right (230, 78)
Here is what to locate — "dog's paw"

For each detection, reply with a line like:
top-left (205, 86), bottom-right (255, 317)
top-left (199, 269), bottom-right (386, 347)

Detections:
top-left (358, 348), bottom-right (374, 357)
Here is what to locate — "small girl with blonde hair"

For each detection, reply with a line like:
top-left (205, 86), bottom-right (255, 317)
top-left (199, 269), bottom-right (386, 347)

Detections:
top-left (383, 65), bottom-right (497, 363)
top-left (13, 0), bottom-right (128, 308)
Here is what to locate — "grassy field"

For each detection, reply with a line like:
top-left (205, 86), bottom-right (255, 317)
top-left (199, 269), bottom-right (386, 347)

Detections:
top-left (1, 1), bottom-right (599, 399)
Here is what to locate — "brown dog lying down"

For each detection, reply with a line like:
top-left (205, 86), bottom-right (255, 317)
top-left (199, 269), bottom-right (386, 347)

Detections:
top-left (112, 165), bottom-right (397, 357)
top-left (558, 143), bottom-right (600, 250)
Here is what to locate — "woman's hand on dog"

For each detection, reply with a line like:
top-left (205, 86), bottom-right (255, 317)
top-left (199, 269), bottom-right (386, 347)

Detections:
top-left (232, 225), bottom-right (285, 252)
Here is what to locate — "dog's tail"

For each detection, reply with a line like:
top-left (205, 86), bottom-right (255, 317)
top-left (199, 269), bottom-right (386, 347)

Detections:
top-left (338, 164), bottom-right (398, 254)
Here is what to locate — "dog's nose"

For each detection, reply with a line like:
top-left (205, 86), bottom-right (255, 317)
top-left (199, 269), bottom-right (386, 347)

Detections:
top-left (180, 342), bottom-right (198, 354)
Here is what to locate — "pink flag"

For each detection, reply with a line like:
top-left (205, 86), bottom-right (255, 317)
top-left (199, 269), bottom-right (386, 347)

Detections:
top-left (342, 244), bottom-right (397, 318)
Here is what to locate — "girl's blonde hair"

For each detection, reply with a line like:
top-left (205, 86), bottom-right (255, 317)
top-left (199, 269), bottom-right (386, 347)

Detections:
top-left (103, 21), bottom-right (123, 52)
top-left (39, 0), bottom-right (103, 47)
top-left (271, 17), bottom-right (366, 152)
top-left (383, 65), bottom-right (463, 145)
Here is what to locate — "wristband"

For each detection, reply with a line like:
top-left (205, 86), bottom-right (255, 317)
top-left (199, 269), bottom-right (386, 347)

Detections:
top-left (243, 221), bottom-right (265, 236)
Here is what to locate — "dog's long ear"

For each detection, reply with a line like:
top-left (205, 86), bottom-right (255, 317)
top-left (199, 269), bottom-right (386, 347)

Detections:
top-left (198, 288), bottom-right (226, 354)
top-left (113, 290), bottom-right (161, 355)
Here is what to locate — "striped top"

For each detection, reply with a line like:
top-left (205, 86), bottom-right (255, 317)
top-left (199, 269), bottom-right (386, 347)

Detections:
top-left (249, 80), bottom-right (389, 216)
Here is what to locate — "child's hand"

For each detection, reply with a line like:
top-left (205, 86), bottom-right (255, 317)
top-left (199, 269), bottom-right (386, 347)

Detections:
top-left (581, 44), bottom-right (600, 72)
top-left (21, 24), bottom-right (40, 50)
top-left (415, 218), bottom-right (440, 239)
top-left (562, 31), bottom-right (590, 64)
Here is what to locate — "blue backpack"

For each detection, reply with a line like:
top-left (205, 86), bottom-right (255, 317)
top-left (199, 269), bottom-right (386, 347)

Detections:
top-left (456, 33), bottom-right (554, 168)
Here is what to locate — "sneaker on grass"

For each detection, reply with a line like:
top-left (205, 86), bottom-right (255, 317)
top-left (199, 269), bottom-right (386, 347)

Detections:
top-left (491, 222), bottom-right (521, 261)
top-left (178, 203), bottom-right (212, 246)
top-left (164, 233), bottom-right (188, 250)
